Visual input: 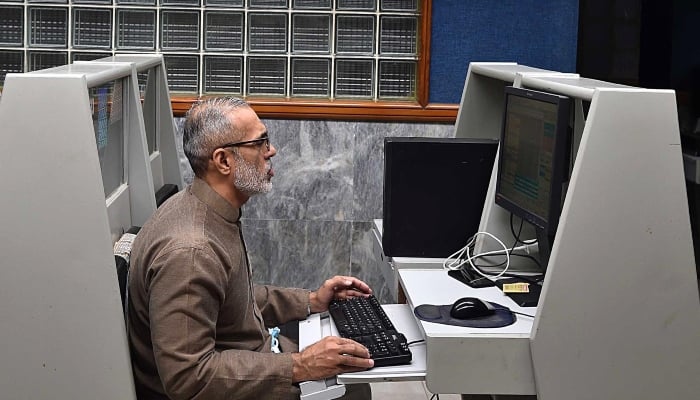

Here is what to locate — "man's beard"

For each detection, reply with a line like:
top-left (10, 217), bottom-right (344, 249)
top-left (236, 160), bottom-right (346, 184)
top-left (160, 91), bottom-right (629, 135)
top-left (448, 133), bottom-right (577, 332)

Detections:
top-left (233, 153), bottom-right (272, 196)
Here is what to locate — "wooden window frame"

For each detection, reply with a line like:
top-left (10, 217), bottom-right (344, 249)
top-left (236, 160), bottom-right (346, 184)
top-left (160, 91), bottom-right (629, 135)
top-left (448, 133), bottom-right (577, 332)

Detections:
top-left (171, 0), bottom-right (458, 123)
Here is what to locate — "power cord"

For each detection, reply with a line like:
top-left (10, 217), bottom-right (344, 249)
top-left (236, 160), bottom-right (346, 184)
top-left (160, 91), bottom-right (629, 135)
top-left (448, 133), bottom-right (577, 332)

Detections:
top-left (509, 214), bottom-right (542, 270)
top-left (512, 310), bottom-right (536, 318)
top-left (444, 231), bottom-right (537, 280)
top-left (510, 213), bottom-right (537, 246)
top-left (443, 215), bottom-right (550, 288)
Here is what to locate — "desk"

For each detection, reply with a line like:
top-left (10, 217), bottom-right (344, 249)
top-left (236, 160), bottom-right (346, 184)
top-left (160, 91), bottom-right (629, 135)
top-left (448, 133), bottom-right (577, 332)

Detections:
top-left (299, 269), bottom-right (538, 398)
top-left (399, 269), bottom-right (537, 396)
top-left (371, 218), bottom-right (538, 395)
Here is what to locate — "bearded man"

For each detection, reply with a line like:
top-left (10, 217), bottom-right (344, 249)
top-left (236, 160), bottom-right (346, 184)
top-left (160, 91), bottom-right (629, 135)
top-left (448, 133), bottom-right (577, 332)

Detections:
top-left (127, 97), bottom-right (374, 400)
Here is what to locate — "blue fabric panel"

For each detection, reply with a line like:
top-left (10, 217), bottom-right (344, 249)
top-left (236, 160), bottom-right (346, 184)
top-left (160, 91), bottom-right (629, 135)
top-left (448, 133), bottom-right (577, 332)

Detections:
top-left (429, 0), bottom-right (579, 104)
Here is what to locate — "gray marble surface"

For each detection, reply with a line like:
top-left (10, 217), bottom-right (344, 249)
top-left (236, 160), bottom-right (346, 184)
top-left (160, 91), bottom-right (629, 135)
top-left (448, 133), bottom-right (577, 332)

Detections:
top-left (174, 117), bottom-right (453, 303)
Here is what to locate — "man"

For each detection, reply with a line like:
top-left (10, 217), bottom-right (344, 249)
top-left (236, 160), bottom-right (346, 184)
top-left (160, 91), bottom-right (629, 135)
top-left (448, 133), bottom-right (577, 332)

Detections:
top-left (127, 97), bottom-right (374, 399)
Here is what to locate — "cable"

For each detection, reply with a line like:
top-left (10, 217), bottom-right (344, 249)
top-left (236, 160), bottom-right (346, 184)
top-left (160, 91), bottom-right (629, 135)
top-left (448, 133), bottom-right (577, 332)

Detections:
top-left (510, 214), bottom-right (537, 245)
top-left (444, 232), bottom-right (520, 271)
top-left (466, 232), bottom-right (511, 280)
top-left (429, 394), bottom-right (440, 400)
top-left (512, 311), bottom-right (536, 318)
top-left (499, 272), bottom-right (543, 285)
top-left (443, 226), bottom-right (545, 285)
top-left (407, 339), bottom-right (425, 346)
top-left (509, 214), bottom-right (542, 270)
top-left (443, 231), bottom-right (514, 280)
top-left (443, 234), bottom-right (476, 271)
top-left (466, 250), bottom-right (543, 274)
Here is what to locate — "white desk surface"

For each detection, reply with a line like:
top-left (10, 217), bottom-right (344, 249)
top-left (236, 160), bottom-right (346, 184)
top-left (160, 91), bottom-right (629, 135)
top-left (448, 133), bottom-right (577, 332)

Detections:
top-left (398, 269), bottom-right (538, 395)
top-left (399, 269), bottom-right (536, 337)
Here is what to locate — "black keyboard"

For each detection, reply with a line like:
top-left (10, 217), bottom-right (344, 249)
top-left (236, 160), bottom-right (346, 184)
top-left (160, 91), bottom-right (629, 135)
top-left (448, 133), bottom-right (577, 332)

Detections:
top-left (328, 295), bottom-right (412, 368)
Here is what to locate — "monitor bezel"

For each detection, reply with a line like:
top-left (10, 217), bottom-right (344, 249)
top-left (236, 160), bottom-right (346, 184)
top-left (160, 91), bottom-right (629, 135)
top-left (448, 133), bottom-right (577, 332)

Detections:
top-left (495, 85), bottom-right (572, 235)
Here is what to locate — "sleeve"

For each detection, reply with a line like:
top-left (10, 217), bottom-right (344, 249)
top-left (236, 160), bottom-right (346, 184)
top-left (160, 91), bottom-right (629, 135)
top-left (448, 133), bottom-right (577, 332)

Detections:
top-left (254, 284), bottom-right (311, 327)
top-left (146, 247), bottom-right (299, 400)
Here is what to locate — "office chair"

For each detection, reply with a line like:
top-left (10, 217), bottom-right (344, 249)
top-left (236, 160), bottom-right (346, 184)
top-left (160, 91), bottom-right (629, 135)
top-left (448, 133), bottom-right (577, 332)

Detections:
top-left (114, 227), bottom-right (141, 320)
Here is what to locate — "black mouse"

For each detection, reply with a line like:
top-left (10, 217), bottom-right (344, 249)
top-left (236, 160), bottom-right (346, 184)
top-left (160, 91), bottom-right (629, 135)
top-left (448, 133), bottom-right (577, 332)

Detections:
top-left (449, 297), bottom-right (496, 319)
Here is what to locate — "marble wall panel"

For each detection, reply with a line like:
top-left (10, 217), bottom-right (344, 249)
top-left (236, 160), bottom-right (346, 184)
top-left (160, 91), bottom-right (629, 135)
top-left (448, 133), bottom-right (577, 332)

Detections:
top-left (350, 221), bottom-right (393, 304)
top-left (242, 218), bottom-right (352, 290)
top-left (245, 119), bottom-right (354, 222)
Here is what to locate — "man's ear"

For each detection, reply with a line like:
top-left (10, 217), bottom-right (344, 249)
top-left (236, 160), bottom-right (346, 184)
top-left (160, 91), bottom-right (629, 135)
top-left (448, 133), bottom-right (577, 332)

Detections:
top-left (211, 148), bottom-right (233, 176)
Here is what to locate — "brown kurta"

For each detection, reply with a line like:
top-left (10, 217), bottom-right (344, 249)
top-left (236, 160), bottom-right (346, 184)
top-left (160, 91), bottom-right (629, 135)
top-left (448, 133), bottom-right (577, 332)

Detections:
top-left (128, 178), bottom-right (310, 400)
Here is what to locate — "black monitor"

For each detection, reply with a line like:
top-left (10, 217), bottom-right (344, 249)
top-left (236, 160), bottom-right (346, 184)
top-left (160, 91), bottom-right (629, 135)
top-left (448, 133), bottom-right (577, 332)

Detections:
top-left (382, 137), bottom-right (499, 258)
top-left (495, 86), bottom-right (572, 265)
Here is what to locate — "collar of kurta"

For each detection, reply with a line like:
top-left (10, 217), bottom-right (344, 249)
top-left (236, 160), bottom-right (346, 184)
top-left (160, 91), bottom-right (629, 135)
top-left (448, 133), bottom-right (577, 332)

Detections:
top-left (191, 177), bottom-right (242, 223)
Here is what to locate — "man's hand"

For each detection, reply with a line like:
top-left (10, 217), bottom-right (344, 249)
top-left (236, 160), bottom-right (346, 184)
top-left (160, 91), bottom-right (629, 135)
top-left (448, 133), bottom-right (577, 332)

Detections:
top-left (309, 275), bottom-right (372, 314)
top-left (291, 336), bottom-right (374, 382)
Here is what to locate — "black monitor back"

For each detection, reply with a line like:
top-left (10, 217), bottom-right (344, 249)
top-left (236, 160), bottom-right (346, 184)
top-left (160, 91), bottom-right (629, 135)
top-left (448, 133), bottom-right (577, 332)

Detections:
top-left (382, 137), bottom-right (498, 258)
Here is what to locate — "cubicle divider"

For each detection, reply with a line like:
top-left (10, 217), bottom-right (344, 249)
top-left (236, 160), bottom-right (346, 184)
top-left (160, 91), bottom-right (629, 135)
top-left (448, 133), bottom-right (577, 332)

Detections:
top-left (0, 62), bottom-right (140, 399)
top-left (451, 62), bottom-right (700, 399)
top-left (0, 54), bottom-right (182, 399)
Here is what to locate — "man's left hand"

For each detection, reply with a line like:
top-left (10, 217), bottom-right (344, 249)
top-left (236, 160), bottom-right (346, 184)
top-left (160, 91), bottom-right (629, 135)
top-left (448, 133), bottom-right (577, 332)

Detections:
top-left (309, 276), bottom-right (372, 313)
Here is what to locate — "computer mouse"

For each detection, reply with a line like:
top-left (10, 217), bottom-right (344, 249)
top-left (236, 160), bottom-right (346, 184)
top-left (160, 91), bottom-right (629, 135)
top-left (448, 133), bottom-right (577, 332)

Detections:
top-left (449, 297), bottom-right (496, 320)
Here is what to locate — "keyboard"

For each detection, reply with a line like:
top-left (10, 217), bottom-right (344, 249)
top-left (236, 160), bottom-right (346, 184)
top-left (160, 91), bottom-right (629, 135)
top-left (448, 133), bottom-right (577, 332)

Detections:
top-left (328, 295), bottom-right (412, 368)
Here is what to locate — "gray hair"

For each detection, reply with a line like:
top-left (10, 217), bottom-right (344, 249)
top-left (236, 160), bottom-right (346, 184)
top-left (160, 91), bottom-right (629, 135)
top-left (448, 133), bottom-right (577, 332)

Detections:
top-left (183, 96), bottom-right (251, 177)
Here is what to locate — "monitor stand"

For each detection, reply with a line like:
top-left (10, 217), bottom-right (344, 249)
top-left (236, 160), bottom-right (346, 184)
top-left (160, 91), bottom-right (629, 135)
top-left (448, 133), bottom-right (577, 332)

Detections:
top-left (447, 268), bottom-right (495, 288)
top-left (535, 228), bottom-right (554, 272)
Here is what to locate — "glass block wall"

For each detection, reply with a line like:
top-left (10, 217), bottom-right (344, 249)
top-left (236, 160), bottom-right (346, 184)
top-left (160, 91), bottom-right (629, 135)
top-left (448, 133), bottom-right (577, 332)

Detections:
top-left (0, 0), bottom-right (420, 100)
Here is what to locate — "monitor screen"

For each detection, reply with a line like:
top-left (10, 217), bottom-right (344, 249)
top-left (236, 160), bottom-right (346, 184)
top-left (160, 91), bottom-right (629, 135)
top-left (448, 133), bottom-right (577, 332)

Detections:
top-left (495, 86), bottom-right (571, 236)
top-left (90, 79), bottom-right (125, 198)
top-left (382, 137), bottom-right (499, 257)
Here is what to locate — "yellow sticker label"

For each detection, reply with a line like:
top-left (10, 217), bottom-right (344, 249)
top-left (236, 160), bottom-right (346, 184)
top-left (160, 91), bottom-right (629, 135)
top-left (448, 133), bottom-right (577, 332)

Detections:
top-left (502, 282), bottom-right (530, 293)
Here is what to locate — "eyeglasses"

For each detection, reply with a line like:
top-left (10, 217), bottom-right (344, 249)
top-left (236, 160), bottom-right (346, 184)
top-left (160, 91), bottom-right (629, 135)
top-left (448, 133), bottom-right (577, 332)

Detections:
top-left (218, 134), bottom-right (270, 152)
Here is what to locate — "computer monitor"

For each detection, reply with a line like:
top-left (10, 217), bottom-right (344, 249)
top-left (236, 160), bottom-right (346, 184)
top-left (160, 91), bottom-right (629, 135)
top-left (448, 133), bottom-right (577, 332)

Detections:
top-left (495, 86), bottom-right (572, 264)
top-left (382, 137), bottom-right (499, 258)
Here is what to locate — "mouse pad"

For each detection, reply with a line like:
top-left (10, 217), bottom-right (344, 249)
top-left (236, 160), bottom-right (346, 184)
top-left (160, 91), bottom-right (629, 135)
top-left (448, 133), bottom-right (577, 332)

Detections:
top-left (413, 301), bottom-right (515, 328)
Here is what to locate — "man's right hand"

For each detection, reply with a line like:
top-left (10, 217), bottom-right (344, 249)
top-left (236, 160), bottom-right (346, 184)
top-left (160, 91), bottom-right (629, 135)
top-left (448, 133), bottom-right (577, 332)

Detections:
top-left (291, 336), bottom-right (374, 382)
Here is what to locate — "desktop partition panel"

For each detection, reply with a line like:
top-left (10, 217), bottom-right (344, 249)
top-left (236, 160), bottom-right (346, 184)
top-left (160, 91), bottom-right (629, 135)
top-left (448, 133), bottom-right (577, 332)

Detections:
top-left (0, 70), bottom-right (138, 399)
top-left (527, 86), bottom-right (700, 400)
top-left (0, 56), bottom-right (185, 398)
top-left (444, 64), bottom-right (700, 399)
